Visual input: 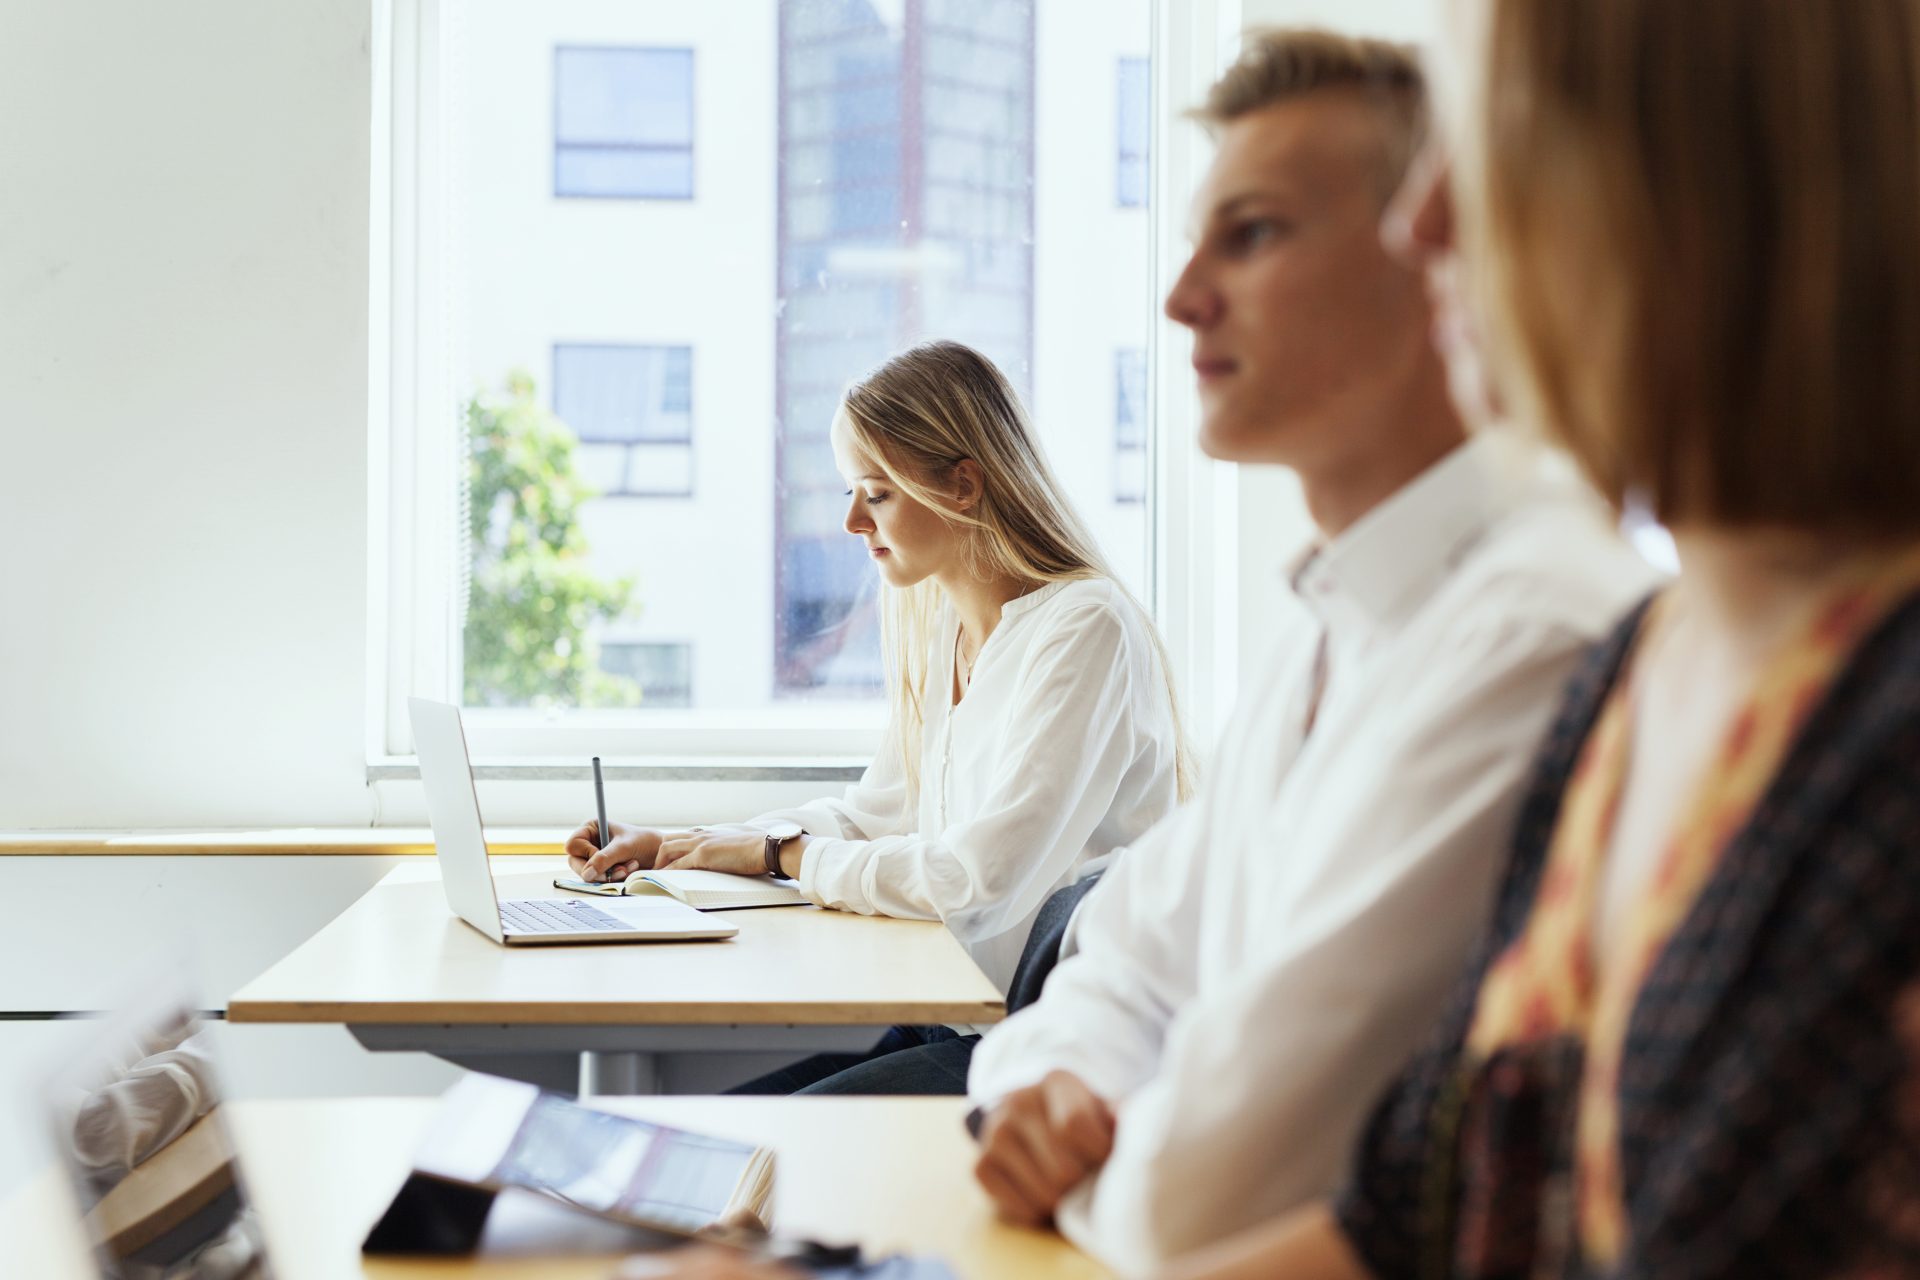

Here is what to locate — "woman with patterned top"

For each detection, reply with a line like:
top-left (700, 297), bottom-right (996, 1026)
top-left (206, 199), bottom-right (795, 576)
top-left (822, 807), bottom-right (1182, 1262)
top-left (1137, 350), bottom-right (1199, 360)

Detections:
top-left (1168, 1), bottom-right (1920, 1277)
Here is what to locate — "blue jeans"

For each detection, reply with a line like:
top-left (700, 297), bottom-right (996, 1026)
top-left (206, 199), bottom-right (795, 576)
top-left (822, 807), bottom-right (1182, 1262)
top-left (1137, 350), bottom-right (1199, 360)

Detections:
top-left (727, 1024), bottom-right (980, 1096)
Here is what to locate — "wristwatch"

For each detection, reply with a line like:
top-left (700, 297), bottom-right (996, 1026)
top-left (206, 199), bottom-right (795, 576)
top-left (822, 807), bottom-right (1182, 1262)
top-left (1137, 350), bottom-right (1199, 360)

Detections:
top-left (762, 821), bottom-right (803, 880)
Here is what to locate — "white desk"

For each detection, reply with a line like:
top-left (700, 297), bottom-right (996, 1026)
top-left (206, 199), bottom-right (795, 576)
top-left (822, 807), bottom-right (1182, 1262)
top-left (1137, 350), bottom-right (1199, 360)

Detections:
top-left (227, 859), bottom-right (1006, 1092)
top-left (2, 1096), bottom-right (1109, 1279)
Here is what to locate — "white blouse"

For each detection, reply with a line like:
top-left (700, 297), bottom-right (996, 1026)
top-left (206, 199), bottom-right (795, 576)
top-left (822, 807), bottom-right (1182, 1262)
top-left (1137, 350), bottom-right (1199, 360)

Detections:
top-left (751, 577), bottom-right (1181, 1001)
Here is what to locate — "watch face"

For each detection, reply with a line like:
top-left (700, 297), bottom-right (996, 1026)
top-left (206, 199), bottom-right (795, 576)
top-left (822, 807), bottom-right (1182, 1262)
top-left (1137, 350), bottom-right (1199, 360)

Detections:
top-left (767, 821), bottom-right (803, 840)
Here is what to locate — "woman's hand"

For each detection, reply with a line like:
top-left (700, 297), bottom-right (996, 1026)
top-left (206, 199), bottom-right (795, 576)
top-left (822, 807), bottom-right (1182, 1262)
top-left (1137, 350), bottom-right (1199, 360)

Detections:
top-left (565, 822), bottom-right (665, 883)
top-left (653, 826), bottom-right (772, 877)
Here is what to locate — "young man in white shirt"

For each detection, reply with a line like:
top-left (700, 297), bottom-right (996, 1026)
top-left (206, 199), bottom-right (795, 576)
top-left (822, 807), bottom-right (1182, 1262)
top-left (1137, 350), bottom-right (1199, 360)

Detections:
top-left (964, 29), bottom-right (1661, 1274)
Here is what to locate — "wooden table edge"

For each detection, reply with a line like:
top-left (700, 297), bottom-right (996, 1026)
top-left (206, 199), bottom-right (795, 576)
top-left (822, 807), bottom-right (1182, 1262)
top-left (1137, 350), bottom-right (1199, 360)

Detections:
top-left (224, 999), bottom-right (1008, 1026)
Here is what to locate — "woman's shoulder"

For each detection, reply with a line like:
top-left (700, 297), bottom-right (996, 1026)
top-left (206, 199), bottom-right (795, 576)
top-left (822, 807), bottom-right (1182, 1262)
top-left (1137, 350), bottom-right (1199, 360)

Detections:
top-left (1022, 576), bottom-right (1146, 638)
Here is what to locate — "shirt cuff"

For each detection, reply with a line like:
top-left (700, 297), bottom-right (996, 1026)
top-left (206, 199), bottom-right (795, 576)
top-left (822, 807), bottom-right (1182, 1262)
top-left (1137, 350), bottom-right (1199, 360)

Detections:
top-left (1054, 1181), bottom-right (1146, 1280)
top-left (964, 1054), bottom-right (1052, 1109)
top-left (745, 808), bottom-right (824, 837)
top-left (794, 834), bottom-right (861, 909)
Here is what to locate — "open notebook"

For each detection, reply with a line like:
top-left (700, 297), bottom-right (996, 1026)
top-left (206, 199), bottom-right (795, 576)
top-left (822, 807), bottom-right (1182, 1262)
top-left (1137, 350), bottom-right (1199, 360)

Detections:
top-left (556, 867), bottom-right (811, 911)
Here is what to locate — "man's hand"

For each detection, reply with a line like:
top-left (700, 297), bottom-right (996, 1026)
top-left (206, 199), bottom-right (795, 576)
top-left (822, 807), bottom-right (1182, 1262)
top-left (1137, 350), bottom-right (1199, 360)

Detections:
top-left (564, 822), bottom-right (665, 883)
top-left (972, 1070), bottom-right (1117, 1228)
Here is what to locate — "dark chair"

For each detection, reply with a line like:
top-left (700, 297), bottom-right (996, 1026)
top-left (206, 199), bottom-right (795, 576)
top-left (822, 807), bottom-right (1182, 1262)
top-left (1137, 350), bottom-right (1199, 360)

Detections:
top-left (780, 869), bottom-right (1110, 1096)
top-left (1004, 869), bottom-right (1106, 1015)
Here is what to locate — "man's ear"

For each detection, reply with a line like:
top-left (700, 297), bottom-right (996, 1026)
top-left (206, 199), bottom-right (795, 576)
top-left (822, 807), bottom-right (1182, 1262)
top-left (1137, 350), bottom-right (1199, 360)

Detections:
top-left (949, 458), bottom-right (985, 512)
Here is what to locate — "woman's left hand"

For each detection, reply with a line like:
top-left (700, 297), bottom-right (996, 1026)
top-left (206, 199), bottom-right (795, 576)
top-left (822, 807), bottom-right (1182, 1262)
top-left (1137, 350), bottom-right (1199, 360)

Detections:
top-left (654, 828), bottom-right (768, 877)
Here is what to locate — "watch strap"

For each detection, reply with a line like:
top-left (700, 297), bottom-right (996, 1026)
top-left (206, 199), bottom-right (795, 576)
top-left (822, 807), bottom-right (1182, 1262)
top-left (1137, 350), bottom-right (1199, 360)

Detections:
top-left (763, 830), bottom-right (796, 879)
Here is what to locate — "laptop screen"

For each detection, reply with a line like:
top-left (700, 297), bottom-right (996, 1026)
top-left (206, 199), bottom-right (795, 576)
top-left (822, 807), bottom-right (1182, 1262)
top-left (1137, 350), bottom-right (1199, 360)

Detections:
top-left (41, 979), bottom-right (274, 1279)
top-left (409, 696), bottom-right (506, 941)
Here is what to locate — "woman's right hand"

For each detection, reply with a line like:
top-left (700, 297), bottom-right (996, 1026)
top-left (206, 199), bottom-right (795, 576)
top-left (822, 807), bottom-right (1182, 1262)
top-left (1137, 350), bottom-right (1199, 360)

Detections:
top-left (565, 822), bottom-right (666, 883)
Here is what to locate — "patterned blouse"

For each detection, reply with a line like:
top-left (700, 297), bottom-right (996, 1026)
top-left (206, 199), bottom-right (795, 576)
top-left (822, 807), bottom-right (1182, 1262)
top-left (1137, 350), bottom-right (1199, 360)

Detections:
top-left (1335, 561), bottom-right (1920, 1279)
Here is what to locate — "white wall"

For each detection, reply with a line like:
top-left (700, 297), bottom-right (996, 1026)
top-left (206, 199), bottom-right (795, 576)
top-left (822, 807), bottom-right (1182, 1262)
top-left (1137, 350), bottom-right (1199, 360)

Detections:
top-left (0, 1), bottom-right (375, 829)
top-left (0, 11), bottom-right (531, 1208)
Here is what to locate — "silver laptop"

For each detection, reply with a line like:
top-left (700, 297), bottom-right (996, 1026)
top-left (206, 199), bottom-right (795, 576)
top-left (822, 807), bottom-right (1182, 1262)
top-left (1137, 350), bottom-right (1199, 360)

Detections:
top-left (40, 970), bottom-right (275, 1279)
top-left (409, 697), bottom-right (736, 946)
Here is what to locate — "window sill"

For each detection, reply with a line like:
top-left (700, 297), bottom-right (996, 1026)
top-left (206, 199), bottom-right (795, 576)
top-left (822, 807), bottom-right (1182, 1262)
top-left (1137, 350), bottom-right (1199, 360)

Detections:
top-left (0, 829), bottom-right (565, 856)
top-left (365, 758), bottom-right (866, 784)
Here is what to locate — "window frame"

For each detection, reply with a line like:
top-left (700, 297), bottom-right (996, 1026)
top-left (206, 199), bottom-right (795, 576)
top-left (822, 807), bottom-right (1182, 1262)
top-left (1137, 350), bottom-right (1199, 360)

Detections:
top-left (551, 44), bottom-right (697, 202)
top-left (1116, 54), bottom-right (1150, 208)
top-left (553, 341), bottom-right (697, 499)
top-left (370, 0), bottom-right (1247, 784)
top-left (1114, 345), bottom-right (1148, 504)
top-left (597, 639), bottom-right (696, 708)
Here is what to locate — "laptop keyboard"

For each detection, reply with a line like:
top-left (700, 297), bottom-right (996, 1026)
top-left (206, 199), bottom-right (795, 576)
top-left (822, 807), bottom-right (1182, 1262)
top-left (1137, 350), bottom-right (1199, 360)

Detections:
top-left (500, 898), bottom-right (629, 934)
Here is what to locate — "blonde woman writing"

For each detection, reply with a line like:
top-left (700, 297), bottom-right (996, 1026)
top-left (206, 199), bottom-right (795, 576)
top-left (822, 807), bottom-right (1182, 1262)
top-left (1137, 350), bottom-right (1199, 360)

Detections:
top-left (566, 340), bottom-right (1190, 1094)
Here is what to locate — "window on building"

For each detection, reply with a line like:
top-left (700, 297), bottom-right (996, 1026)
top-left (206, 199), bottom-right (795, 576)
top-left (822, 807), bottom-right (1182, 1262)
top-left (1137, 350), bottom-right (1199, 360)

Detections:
top-left (1117, 56), bottom-right (1149, 208)
top-left (1115, 347), bottom-right (1146, 504)
top-left (554, 344), bottom-right (694, 497)
top-left (554, 46), bottom-right (695, 199)
top-left (599, 641), bottom-right (694, 708)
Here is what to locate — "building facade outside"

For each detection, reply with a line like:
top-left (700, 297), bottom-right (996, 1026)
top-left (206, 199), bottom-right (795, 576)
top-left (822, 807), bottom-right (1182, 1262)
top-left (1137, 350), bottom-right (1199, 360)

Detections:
top-left (456, 0), bottom-right (1151, 714)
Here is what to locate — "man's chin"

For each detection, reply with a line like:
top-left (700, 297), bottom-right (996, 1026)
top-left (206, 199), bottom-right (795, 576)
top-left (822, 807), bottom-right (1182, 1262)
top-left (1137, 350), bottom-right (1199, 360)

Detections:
top-left (1198, 412), bottom-right (1284, 465)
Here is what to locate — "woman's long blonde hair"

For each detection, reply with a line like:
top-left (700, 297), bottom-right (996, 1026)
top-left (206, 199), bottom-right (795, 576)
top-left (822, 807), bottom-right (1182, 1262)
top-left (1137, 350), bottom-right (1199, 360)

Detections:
top-left (838, 341), bottom-right (1194, 805)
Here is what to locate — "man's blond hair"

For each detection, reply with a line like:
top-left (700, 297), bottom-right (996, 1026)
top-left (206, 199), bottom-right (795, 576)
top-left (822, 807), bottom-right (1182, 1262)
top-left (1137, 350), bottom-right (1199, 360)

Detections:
top-left (1196, 28), bottom-right (1428, 199)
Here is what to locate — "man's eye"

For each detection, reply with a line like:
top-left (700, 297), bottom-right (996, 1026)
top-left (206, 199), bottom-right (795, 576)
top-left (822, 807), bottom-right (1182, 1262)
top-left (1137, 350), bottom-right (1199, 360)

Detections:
top-left (1231, 218), bottom-right (1287, 251)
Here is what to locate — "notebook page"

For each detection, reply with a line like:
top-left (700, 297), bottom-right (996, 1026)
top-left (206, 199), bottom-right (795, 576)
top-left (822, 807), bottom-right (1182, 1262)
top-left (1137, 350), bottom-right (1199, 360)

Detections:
top-left (633, 869), bottom-right (809, 910)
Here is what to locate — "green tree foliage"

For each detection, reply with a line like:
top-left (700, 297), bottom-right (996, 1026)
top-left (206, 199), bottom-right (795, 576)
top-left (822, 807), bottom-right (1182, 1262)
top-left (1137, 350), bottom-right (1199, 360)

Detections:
top-left (461, 371), bottom-right (643, 708)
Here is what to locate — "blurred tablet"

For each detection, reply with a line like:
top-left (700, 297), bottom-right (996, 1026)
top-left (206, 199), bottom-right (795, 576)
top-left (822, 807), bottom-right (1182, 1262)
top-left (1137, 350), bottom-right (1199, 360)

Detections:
top-left (411, 1074), bottom-right (775, 1239)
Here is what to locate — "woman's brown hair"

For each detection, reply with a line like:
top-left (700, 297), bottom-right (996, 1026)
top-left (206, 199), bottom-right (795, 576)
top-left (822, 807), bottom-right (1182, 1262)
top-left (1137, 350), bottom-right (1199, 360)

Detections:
top-left (1470, 0), bottom-right (1920, 533)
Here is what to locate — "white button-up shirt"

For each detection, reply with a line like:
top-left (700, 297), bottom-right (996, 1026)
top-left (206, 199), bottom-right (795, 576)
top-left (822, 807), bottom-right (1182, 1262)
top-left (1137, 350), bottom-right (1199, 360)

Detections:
top-left (967, 433), bottom-right (1662, 1274)
top-left (753, 577), bottom-right (1181, 1005)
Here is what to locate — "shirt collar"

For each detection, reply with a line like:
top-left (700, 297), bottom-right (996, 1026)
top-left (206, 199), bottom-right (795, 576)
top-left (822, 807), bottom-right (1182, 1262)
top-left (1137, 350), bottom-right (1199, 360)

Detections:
top-left (1000, 579), bottom-right (1073, 620)
top-left (1287, 431), bottom-right (1538, 636)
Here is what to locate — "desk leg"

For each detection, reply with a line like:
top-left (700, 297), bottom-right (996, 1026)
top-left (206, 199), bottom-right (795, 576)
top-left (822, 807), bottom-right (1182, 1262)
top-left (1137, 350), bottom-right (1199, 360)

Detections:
top-left (579, 1050), bottom-right (657, 1097)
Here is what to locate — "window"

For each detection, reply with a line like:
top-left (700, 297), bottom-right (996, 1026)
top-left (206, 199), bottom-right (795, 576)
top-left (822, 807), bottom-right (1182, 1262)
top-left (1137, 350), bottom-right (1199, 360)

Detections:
top-left (555, 343), bottom-right (694, 497)
top-left (1117, 56), bottom-right (1149, 208)
top-left (599, 642), bottom-right (694, 708)
top-left (554, 47), bottom-right (695, 199)
top-left (1115, 347), bottom-right (1146, 504)
top-left (777, 4), bottom-right (1042, 695)
top-left (383, 0), bottom-right (1170, 760)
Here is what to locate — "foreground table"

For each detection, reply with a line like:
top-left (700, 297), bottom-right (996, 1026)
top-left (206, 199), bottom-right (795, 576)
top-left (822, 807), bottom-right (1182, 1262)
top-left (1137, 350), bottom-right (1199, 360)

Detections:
top-left (4, 1095), bottom-right (1108, 1279)
top-left (227, 859), bottom-right (1006, 1092)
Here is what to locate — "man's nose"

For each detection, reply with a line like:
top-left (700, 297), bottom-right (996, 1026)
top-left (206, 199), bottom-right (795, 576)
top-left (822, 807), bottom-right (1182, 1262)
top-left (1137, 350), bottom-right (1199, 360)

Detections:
top-left (1164, 254), bottom-right (1221, 329)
